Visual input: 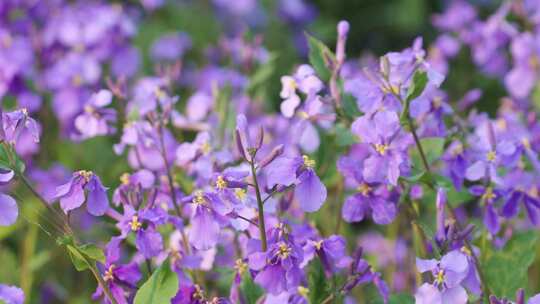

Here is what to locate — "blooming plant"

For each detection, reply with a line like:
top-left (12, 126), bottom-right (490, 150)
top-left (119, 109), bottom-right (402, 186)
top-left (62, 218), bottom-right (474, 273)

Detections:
top-left (3, 1), bottom-right (540, 304)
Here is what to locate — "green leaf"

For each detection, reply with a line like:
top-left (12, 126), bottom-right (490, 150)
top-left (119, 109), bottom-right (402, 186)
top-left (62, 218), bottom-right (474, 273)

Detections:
top-left (308, 259), bottom-right (331, 304)
top-left (240, 272), bottom-right (264, 304)
top-left (305, 32), bottom-right (335, 82)
top-left (335, 124), bottom-right (358, 147)
top-left (406, 70), bottom-right (428, 102)
top-left (248, 53), bottom-right (278, 92)
top-left (483, 231), bottom-right (538, 299)
top-left (0, 143), bottom-right (25, 173)
top-left (67, 245), bottom-right (91, 272)
top-left (78, 244), bottom-right (105, 264)
top-left (134, 261), bottom-right (179, 304)
top-left (342, 92), bottom-right (362, 119)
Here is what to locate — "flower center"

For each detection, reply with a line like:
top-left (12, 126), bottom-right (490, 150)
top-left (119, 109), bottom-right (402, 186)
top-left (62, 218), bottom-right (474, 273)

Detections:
top-left (460, 246), bottom-right (472, 256)
top-left (215, 175), bottom-right (227, 190)
top-left (482, 187), bottom-right (496, 202)
top-left (357, 183), bottom-right (372, 196)
top-left (192, 190), bottom-right (206, 205)
top-left (435, 269), bottom-right (445, 285)
top-left (72, 74), bottom-right (83, 86)
top-left (523, 138), bottom-right (531, 150)
top-left (235, 188), bottom-right (246, 201)
top-left (120, 173), bottom-right (130, 185)
top-left (130, 215), bottom-right (142, 231)
top-left (297, 111), bottom-right (309, 119)
top-left (303, 155), bottom-right (316, 168)
top-left (277, 243), bottom-right (292, 259)
top-left (375, 143), bottom-right (389, 156)
top-left (78, 170), bottom-right (93, 182)
top-left (201, 142), bottom-right (211, 155)
top-left (193, 284), bottom-right (204, 300)
top-left (298, 286), bottom-right (309, 298)
top-left (103, 264), bottom-right (115, 282)
top-left (234, 259), bottom-right (248, 275)
top-left (314, 240), bottom-right (323, 250)
top-left (486, 150), bottom-right (497, 162)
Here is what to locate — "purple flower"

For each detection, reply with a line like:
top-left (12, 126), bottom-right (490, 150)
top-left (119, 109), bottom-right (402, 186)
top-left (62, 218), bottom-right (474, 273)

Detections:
top-left (0, 108), bottom-right (39, 144)
top-left (279, 64), bottom-right (323, 118)
top-left (184, 190), bottom-right (231, 250)
top-left (415, 250), bottom-right (470, 304)
top-left (500, 171), bottom-right (540, 224)
top-left (265, 154), bottom-right (327, 212)
top-left (150, 32), bottom-right (192, 62)
top-left (248, 230), bottom-right (304, 295)
top-left (73, 89), bottom-right (116, 140)
top-left (54, 170), bottom-right (109, 216)
top-left (93, 237), bottom-right (141, 304)
top-left (301, 235), bottom-right (352, 276)
top-left (0, 284), bottom-right (24, 304)
top-left (465, 122), bottom-right (517, 183)
top-left (351, 110), bottom-right (412, 186)
top-left (0, 168), bottom-right (16, 226)
top-left (504, 32), bottom-right (540, 99)
top-left (116, 205), bottom-right (165, 258)
top-left (469, 185), bottom-right (504, 235)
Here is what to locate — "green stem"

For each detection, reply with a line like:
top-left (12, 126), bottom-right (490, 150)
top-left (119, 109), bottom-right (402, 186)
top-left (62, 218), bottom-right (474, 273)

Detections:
top-left (250, 159), bottom-right (267, 251)
top-left (407, 116), bottom-right (431, 174)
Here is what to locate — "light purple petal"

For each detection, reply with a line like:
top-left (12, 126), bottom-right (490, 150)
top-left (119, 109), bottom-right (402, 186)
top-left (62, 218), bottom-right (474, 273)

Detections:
top-left (295, 169), bottom-right (327, 212)
top-left (189, 206), bottom-right (220, 250)
top-left (416, 258), bottom-right (438, 273)
top-left (86, 176), bottom-right (109, 216)
top-left (59, 183), bottom-right (85, 213)
top-left (441, 286), bottom-right (468, 304)
top-left (465, 161), bottom-right (486, 181)
top-left (415, 283), bottom-right (442, 304)
top-left (265, 156), bottom-right (300, 187)
top-left (341, 194), bottom-right (367, 223)
top-left (0, 284), bottom-right (24, 304)
top-left (0, 194), bottom-right (18, 226)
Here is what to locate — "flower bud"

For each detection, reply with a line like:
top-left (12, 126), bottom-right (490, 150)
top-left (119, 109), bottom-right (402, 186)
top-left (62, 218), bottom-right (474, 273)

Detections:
top-left (258, 144), bottom-right (284, 168)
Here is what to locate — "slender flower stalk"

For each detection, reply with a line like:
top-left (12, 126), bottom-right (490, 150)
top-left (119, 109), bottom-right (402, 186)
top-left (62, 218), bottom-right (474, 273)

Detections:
top-left (249, 155), bottom-right (268, 251)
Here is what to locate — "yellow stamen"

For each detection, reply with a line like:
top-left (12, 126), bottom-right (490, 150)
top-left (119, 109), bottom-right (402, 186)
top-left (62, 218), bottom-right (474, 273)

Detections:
top-left (314, 240), bottom-right (323, 251)
top-left (297, 111), bottom-right (309, 119)
top-left (77, 170), bottom-right (93, 182)
top-left (495, 118), bottom-right (507, 131)
top-left (435, 269), bottom-right (445, 285)
top-left (277, 243), bottom-right (292, 259)
top-left (201, 142), bottom-right (211, 154)
top-left (523, 138), bottom-right (531, 150)
top-left (234, 259), bottom-right (248, 275)
top-left (235, 188), bottom-right (246, 201)
top-left (486, 150), bottom-right (497, 162)
top-left (482, 187), bottom-right (496, 201)
top-left (120, 173), bottom-right (130, 185)
top-left (103, 264), bottom-right (115, 282)
top-left (357, 183), bottom-right (372, 196)
top-left (460, 246), bottom-right (472, 256)
top-left (72, 74), bottom-right (83, 86)
top-left (215, 175), bottom-right (227, 190)
top-left (192, 190), bottom-right (206, 205)
top-left (298, 286), bottom-right (309, 298)
top-left (303, 155), bottom-right (316, 168)
top-left (130, 215), bottom-right (142, 231)
top-left (375, 143), bottom-right (389, 156)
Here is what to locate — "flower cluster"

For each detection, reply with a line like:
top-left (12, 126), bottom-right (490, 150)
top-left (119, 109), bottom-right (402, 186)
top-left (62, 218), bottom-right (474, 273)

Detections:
top-left (3, 1), bottom-right (540, 304)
